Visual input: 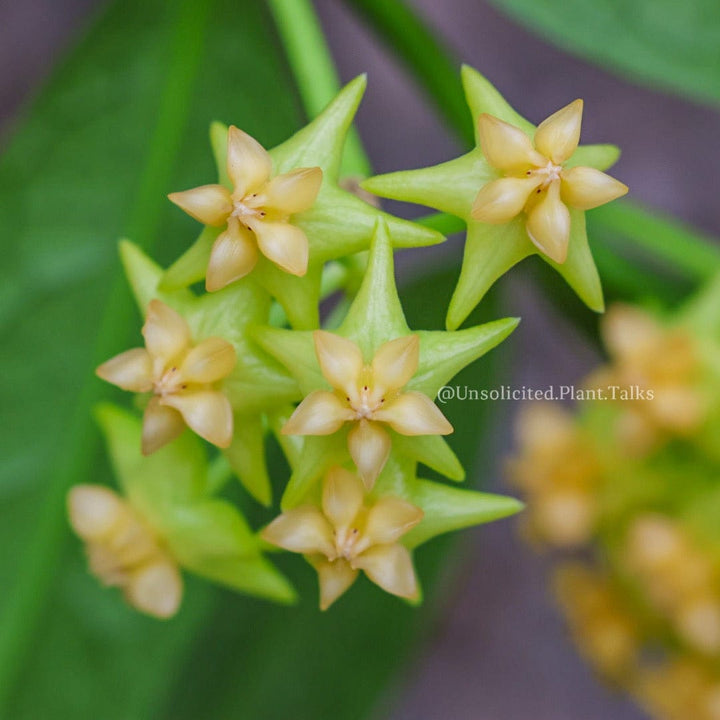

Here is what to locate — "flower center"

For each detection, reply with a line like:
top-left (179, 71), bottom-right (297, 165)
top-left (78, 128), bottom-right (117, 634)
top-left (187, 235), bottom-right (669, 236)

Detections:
top-left (530, 160), bottom-right (563, 188)
top-left (231, 193), bottom-right (267, 222)
top-left (154, 365), bottom-right (186, 397)
top-left (350, 385), bottom-right (384, 420)
top-left (333, 526), bottom-right (370, 560)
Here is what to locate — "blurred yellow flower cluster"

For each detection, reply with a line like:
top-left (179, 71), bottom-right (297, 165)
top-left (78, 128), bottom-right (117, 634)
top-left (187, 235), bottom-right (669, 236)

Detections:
top-left (68, 485), bottom-right (182, 618)
top-left (508, 299), bottom-right (720, 719)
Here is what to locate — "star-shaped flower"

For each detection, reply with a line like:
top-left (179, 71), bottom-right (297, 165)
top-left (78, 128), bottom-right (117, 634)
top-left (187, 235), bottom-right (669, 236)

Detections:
top-left (471, 101), bottom-right (627, 262)
top-left (169, 125), bottom-right (323, 290)
top-left (261, 432), bottom-right (523, 608)
top-left (97, 298), bottom-right (236, 454)
top-left (67, 404), bottom-right (296, 617)
top-left (282, 331), bottom-right (452, 488)
top-left (111, 240), bottom-right (302, 505)
top-left (162, 76), bottom-right (444, 329)
top-left (262, 466), bottom-right (423, 609)
top-left (253, 218), bottom-right (519, 508)
top-left (362, 66), bottom-right (627, 329)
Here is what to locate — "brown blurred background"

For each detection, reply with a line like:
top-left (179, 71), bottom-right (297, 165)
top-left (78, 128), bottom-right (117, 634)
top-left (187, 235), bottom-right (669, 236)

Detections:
top-left (2, 1), bottom-right (718, 718)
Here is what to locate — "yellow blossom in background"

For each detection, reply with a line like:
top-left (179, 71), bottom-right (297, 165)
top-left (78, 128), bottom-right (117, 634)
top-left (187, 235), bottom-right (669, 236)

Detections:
top-left (507, 293), bottom-right (720, 720)
top-left (471, 100), bottom-right (627, 263)
top-left (636, 658), bottom-right (720, 720)
top-left (591, 304), bottom-right (705, 454)
top-left (169, 125), bottom-right (322, 290)
top-left (67, 485), bottom-right (182, 619)
top-left (282, 331), bottom-right (453, 488)
top-left (96, 299), bottom-right (236, 454)
top-left (624, 515), bottom-right (720, 656)
top-left (554, 564), bottom-right (638, 681)
top-left (261, 467), bottom-right (423, 609)
top-left (507, 402), bottom-right (600, 547)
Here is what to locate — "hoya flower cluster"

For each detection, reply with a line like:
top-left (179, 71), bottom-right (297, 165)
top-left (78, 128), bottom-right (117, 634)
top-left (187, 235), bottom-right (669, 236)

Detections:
top-left (507, 280), bottom-right (720, 720)
top-left (69, 69), bottom-right (627, 617)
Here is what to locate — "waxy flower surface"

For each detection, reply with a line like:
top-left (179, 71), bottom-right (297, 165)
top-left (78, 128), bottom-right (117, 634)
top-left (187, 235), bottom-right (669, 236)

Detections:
top-left (68, 404), bottom-right (297, 612)
top-left (254, 219), bottom-right (519, 508)
top-left (163, 77), bottom-right (443, 329)
top-left (116, 240), bottom-right (302, 505)
top-left (283, 331), bottom-right (452, 488)
top-left (262, 467), bottom-right (423, 609)
top-left (363, 65), bottom-right (627, 329)
top-left (471, 100), bottom-right (627, 263)
top-left (68, 484), bottom-right (182, 619)
top-left (97, 299), bottom-right (236, 454)
top-left (169, 125), bottom-right (322, 290)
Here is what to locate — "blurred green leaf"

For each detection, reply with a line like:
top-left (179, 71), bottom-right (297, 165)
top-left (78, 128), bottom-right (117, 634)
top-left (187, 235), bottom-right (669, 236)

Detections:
top-left (0, 0), bottom-right (302, 715)
top-left (487, 0), bottom-right (720, 106)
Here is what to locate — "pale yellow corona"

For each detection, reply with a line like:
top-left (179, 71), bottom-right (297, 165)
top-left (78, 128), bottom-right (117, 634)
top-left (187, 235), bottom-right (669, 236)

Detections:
top-left (262, 467), bottom-right (423, 609)
top-left (67, 485), bottom-right (182, 619)
top-left (169, 126), bottom-right (322, 290)
top-left (282, 331), bottom-right (452, 488)
top-left (471, 100), bottom-right (628, 263)
top-left (96, 299), bottom-right (236, 454)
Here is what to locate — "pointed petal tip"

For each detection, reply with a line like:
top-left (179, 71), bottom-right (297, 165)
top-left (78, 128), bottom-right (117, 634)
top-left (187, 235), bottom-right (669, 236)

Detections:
top-left (118, 237), bottom-right (136, 258)
top-left (118, 237), bottom-right (158, 277)
top-left (460, 63), bottom-right (481, 87)
top-left (445, 297), bottom-right (477, 331)
top-left (504, 316), bottom-right (522, 331)
top-left (358, 175), bottom-right (387, 196)
top-left (320, 73), bottom-right (367, 118)
top-left (496, 495), bottom-right (525, 518)
top-left (445, 314), bottom-right (461, 332)
top-left (350, 72), bottom-right (368, 90)
top-left (340, 73), bottom-right (367, 100)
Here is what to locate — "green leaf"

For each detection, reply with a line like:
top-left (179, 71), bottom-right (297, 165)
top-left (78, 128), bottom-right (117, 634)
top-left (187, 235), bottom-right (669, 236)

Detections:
top-left (0, 0), bottom-right (302, 715)
top-left (487, 0), bottom-right (720, 107)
